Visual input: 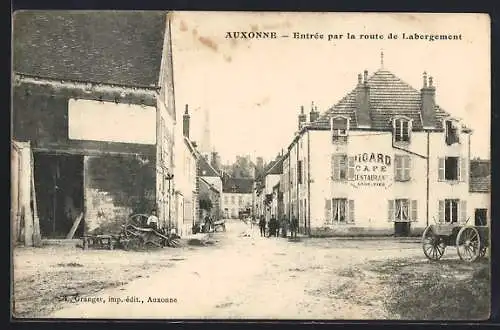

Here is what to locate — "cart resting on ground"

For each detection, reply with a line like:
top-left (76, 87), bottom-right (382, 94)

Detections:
top-left (82, 214), bottom-right (179, 250)
top-left (422, 220), bottom-right (489, 262)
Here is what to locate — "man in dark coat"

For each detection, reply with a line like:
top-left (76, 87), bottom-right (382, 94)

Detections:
top-left (290, 214), bottom-right (298, 238)
top-left (258, 215), bottom-right (266, 237)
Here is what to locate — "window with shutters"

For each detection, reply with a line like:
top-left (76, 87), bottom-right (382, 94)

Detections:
top-left (445, 119), bottom-right (460, 145)
top-left (438, 157), bottom-right (465, 181)
top-left (394, 155), bottom-right (411, 181)
top-left (441, 199), bottom-right (459, 223)
top-left (331, 116), bottom-right (349, 144)
top-left (331, 199), bottom-right (355, 223)
top-left (393, 118), bottom-right (412, 143)
top-left (389, 199), bottom-right (418, 222)
top-left (332, 154), bottom-right (348, 181)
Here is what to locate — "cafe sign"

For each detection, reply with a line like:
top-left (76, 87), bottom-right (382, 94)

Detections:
top-left (351, 153), bottom-right (393, 188)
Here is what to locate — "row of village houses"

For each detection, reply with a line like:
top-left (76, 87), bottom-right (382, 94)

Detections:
top-left (11, 11), bottom-right (254, 246)
top-left (253, 66), bottom-right (490, 236)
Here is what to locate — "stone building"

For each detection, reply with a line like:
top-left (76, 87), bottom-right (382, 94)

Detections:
top-left (281, 62), bottom-right (477, 236)
top-left (11, 11), bottom-right (176, 244)
top-left (221, 177), bottom-right (253, 219)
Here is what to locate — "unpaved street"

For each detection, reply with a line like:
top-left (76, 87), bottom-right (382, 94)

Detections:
top-left (47, 219), bottom-right (428, 319)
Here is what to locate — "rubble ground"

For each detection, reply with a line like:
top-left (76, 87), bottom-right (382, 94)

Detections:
top-left (12, 221), bottom-right (491, 320)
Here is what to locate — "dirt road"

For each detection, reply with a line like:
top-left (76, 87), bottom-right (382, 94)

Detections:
top-left (47, 219), bottom-right (428, 319)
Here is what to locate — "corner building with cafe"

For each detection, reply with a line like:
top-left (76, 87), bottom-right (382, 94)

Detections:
top-left (281, 60), bottom-right (489, 237)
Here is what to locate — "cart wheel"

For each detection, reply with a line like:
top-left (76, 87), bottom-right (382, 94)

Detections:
top-left (456, 226), bottom-right (481, 262)
top-left (422, 226), bottom-right (446, 261)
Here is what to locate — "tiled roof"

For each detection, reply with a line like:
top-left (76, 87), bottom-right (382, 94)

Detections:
top-left (470, 176), bottom-right (490, 193)
top-left (266, 157), bottom-right (284, 175)
top-left (197, 154), bottom-right (220, 177)
top-left (310, 69), bottom-right (451, 131)
top-left (13, 11), bottom-right (166, 87)
top-left (222, 178), bottom-right (253, 194)
top-left (199, 177), bottom-right (220, 193)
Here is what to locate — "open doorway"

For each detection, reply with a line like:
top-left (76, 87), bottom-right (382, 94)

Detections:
top-left (394, 222), bottom-right (411, 237)
top-left (474, 208), bottom-right (487, 226)
top-left (33, 153), bottom-right (85, 239)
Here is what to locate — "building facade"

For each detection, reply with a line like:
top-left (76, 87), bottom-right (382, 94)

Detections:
top-left (282, 67), bottom-right (476, 236)
top-left (11, 12), bottom-right (176, 244)
top-left (221, 178), bottom-right (253, 218)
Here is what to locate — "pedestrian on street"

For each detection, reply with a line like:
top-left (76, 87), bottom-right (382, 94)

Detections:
top-left (258, 215), bottom-right (266, 237)
top-left (281, 215), bottom-right (289, 238)
top-left (290, 214), bottom-right (298, 238)
top-left (269, 215), bottom-right (278, 237)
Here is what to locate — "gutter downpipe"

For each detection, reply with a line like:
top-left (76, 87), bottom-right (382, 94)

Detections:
top-left (426, 131), bottom-right (430, 227)
top-left (307, 130), bottom-right (311, 236)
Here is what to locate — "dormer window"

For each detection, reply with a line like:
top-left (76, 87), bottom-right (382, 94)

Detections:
top-left (445, 119), bottom-right (460, 145)
top-left (331, 116), bottom-right (350, 144)
top-left (392, 117), bottom-right (412, 143)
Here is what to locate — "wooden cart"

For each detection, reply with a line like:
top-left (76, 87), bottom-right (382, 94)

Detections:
top-left (422, 220), bottom-right (489, 262)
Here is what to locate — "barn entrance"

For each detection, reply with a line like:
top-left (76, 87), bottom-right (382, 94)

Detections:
top-left (33, 153), bottom-right (85, 239)
top-left (394, 222), bottom-right (411, 237)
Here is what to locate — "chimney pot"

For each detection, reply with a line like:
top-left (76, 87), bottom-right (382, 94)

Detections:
top-left (423, 72), bottom-right (428, 88)
top-left (429, 76), bottom-right (433, 87)
top-left (185, 104), bottom-right (189, 114)
top-left (363, 70), bottom-right (368, 83)
top-left (358, 73), bottom-right (362, 85)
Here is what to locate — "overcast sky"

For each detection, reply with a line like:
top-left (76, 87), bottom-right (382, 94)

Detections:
top-left (170, 12), bottom-right (490, 164)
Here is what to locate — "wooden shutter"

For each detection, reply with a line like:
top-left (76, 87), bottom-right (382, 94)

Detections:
top-left (388, 200), bottom-right (395, 222)
top-left (331, 155), bottom-right (337, 180)
top-left (324, 198), bottom-right (332, 225)
top-left (460, 200), bottom-right (467, 223)
top-left (459, 157), bottom-right (467, 182)
top-left (394, 156), bottom-right (401, 181)
top-left (411, 200), bottom-right (417, 222)
top-left (438, 200), bottom-right (445, 223)
top-left (348, 200), bottom-right (355, 223)
top-left (347, 156), bottom-right (355, 180)
top-left (438, 158), bottom-right (445, 181)
top-left (404, 156), bottom-right (411, 181)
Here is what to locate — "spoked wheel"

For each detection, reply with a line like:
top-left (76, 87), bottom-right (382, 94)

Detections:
top-left (422, 226), bottom-right (446, 261)
top-left (456, 226), bottom-right (481, 262)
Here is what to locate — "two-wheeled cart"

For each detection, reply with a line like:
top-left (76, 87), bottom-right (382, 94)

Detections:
top-left (421, 219), bottom-right (489, 262)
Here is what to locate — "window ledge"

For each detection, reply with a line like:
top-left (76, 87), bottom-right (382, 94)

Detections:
top-left (395, 179), bottom-right (412, 183)
top-left (393, 141), bottom-right (411, 146)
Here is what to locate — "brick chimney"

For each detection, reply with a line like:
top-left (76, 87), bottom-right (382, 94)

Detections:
top-left (356, 70), bottom-right (371, 128)
top-left (298, 106), bottom-right (307, 129)
top-left (183, 104), bottom-right (190, 138)
top-left (309, 103), bottom-right (319, 123)
top-left (421, 72), bottom-right (436, 128)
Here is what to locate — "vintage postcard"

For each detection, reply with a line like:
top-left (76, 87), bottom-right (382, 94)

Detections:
top-left (11, 11), bottom-right (490, 320)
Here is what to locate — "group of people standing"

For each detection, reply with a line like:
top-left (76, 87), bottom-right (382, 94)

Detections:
top-left (257, 214), bottom-right (298, 238)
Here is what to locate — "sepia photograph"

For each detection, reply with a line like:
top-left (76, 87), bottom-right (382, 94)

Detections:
top-left (11, 11), bottom-right (490, 320)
